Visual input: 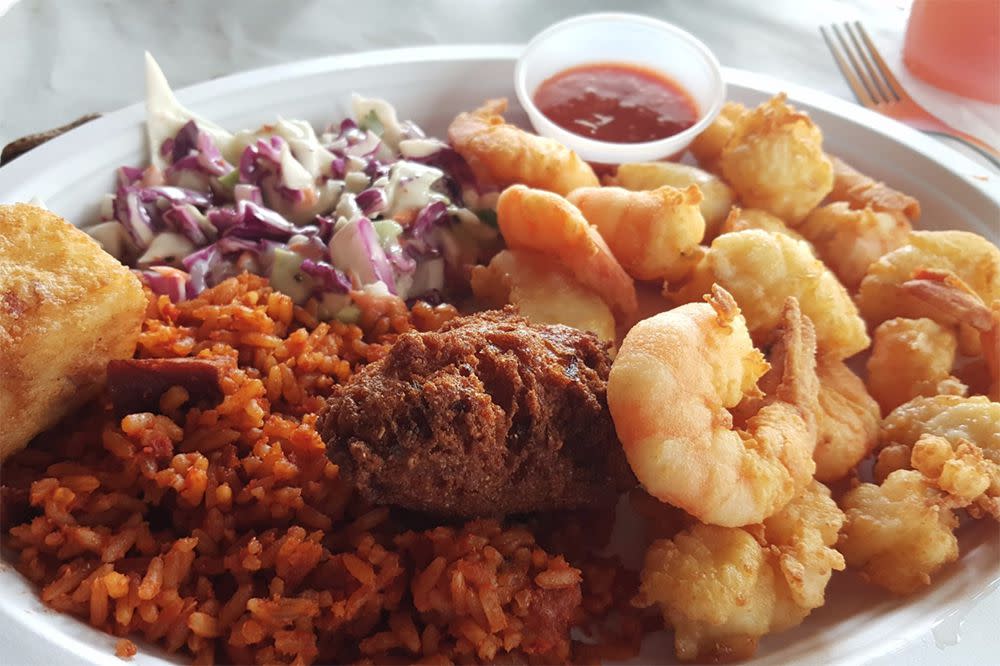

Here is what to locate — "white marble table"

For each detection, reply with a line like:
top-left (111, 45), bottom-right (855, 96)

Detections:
top-left (0, 1), bottom-right (997, 665)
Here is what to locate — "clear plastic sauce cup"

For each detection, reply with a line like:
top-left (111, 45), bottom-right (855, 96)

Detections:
top-left (515, 13), bottom-right (726, 164)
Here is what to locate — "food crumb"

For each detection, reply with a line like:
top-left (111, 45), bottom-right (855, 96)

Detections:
top-left (115, 639), bottom-right (138, 660)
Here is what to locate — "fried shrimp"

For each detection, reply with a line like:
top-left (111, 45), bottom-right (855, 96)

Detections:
top-left (797, 202), bottom-right (912, 291)
top-left (496, 185), bottom-right (638, 320)
top-left (910, 435), bottom-right (999, 519)
top-left (566, 184), bottom-right (706, 282)
top-left (866, 318), bottom-right (959, 414)
top-left (718, 94), bottom-right (834, 224)
top-left (689, 101), bottom-right (746, 171)
top-left (879, 395), bottom-right (1000, 470)
top-left (672, 229), bottom-right (870, 359)
top-left (873, 389), bottom-right (1000, 523)
top-left (635, 481), bottom-right (845, 662)
top-left (610, 162), bottom-right (735, 239)
top-left (813, 357), bottom-right (881, 482)
top-left (899, 268), bottom-right (1000, 391)
top-left (828, 155), bottom-right (921, 221)
top-left (470, 249), bottom-right (615, 341)
top-left (838, 469), bottom-right (959, 595)
top-left (857, 230), bottom-right (1000, 353)
top-left (732, 346), bottom-right (878, 483)
top-left (608, 286), bottom-right (819, 527)
top-left (447, 98), bottom-right (599, 195)
top-left (717, 207), bottom-right (807, 242)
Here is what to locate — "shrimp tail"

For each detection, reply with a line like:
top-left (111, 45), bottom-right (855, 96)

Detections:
top-left (766, 298), bottom-right (820, 429)
top-left (706, 284), bottom-right (741, 326)
top-left (900, 268), bottom-right (994, 332)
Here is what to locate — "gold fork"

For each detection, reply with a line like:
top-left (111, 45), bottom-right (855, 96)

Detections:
top-left (820, 21), bottom-right (999, 170)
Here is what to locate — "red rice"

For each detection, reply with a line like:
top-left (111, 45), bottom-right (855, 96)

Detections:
top-left (1, 274), bottom-right (643, 664)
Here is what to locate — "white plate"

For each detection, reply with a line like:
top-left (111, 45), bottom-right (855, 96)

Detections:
top-left (0, 45), bottom-right (997, 666)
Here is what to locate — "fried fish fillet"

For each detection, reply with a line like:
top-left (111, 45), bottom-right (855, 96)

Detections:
top-left (0, 203), bottom-right (146, 460)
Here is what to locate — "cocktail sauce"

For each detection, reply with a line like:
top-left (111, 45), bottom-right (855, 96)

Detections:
top-left (534, 62), bottom-right (699, 143)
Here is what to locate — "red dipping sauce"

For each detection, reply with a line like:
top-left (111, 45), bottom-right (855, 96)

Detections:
top-left (534, 62), bottom-right (699, 143)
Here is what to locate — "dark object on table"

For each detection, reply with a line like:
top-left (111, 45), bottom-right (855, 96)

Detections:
top-left (107, 357), bottom-right (227, 416)
top-left (320, 307), bottom-right (634, 517)
top-left (1, 113), bottom-right (101, 166)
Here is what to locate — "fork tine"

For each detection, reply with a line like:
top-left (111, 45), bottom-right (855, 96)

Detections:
top-left (832, 24), bottom-right (880, 104)
top-left (854, 21), bottom-right (906, 102)
top-left (844, 22), bottom-right (894, 102)
top-left (820, 25), bottom-right (874, 106)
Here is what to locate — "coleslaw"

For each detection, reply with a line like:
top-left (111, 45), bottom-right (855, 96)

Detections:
top-left (86, 54), bottom-right (499, 320)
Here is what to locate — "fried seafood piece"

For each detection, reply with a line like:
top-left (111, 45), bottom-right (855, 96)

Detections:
top-left (717, 206), bottom-right (807, 241)
top-left (797, 202), bottom-right (912, 291)
top-left (567, 184), bottom-right (706, 282)
top-left (608, 286), bottom-right (819, 528)
top-left (879, 395), bottom-right (1000, 465)
top-left (470, 249), bottom-right (615, 342)
top-left (609, 161), bottom-right (735, 239)
top-left (672, 229), bottom-right (870, 359)
top-left (496, 185), bottom-right (637, 320)
top-left (875, 394), bottom-right (1000, 491)
top-left (910, 435), bottom-right (999, 519)
top-left (635, 481), bottom-right (845, 662)
top-left (898, 269), bottom-right (1000, 397)
top-left (838, 469), bottom-right (959, 595)
top-left (0, 204), bottom-right (146, 460)
top-left (447, 98), bottom-right (599, 195)
top-left (732, 333), bottom-right (878, 483)
top-left (856, 230), bottom-right (1000, 354)
top-left (875, 395), bottom-right (1000, 519)
top-left (718, 94), bottom-right (834, 224)
top-left (828, 155), bottom-right (921, 221)
top-left (689, 100), bottom-right (746, 171)
top-left (812, 357), bottom-right (880, 482)
top-left (319, 308), bottom-right (633, 517)
top-left (866, 318), bottom-right (959, 414)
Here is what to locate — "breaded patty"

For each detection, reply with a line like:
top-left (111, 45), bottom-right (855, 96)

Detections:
top-left (0, 203), bottom-right (146, 460)
top-left (319, 308), bottom-right (634, 517)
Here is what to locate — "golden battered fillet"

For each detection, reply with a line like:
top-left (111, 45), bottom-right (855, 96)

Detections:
top-left (0, 203), bottom-right (146, 460)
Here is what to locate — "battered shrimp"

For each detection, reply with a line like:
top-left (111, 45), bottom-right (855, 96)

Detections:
top-left (447, 98), bottom-right (599, 195)
top-left (610, 162), bottom-right (735, 239)
top-left (910, 435), bottom-right (999, 519)
top-left (732, 344), bottom-right (878, 482)
top-left (900, 268), bottom-right (1000, 389)
top-left (838, 469), bottom-right (959, 595)
top-left (866, 318), bottom-right (959, 414)
top-left (496, 185), bottom-right (637, 320)
top-left (608, 286), bottom-right (819, 527)
top-left (717, 207), bottom-right (807, 242)
top-left (828, 155), bottom-right (921, 221)
top-left (797, 202), bottom-right (912, 291)
top-left (470, 249), bottom-right (615, 342)
top-left (689, 101), bottom-right (746, 171)
top-left (636, 481), bottom-right (845, 662)
top-left (672, 229), bottom-right (870, 359)
top-left (566, 185), bottom-right (706, 282)
top-left (879, 395), bottom-right (1000, 468)
top-left (857, 230), bottom-right (1000, 354)
top-left (813, 357), bottom-right (881, 482)
top-left (719, 94), bottom-right (834, 224)
top-left (874, 394), bottom-right (1000, 505)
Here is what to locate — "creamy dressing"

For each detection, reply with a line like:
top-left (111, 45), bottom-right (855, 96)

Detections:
top-left (384, 162), bottom-right (446, 216)
top-left (144, 53), bottom-right (236, 170)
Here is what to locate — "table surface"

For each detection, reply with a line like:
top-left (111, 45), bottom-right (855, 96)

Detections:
top-left (0, 1), bottom-right (997, 665)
